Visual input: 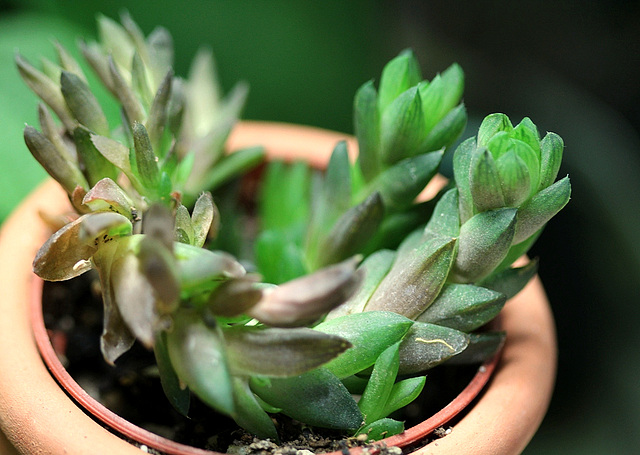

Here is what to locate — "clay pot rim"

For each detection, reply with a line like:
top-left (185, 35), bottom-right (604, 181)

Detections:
top-left (0, 121), bottom-right (556, 455)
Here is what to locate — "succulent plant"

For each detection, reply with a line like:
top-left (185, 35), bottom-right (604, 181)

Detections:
top-left (18, 13), bottom-right (570, 445)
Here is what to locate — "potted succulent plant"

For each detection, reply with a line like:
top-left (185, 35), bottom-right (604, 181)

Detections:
top-left (0, 13), bottom-right (568, 455)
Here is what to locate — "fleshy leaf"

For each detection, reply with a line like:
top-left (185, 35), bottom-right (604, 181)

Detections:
top-left (191, 192), bottom-right (216, 248)
top-left (383, 376), bottom-right (426, 417)
top-left (357, 418), bottom-right (404, 441)
top-left (480, 258), bottom-right (538, 299)
top-left (315, 311), bottom-right (413, 378)
top-left (248, 257), bottom-right (362, 327)
top-left (82, 178), bottom-right (136, 219)
top-left (446, 332), bottom-right (506, 365)
top-left (377, 49), bottom-right (422, 114)
top-left (380, 86), bottom-right (425, 164)
top-left (232, 378), bottom-right (279, 441)
top-left (225, 326), bottom-right (351, 377)
top-left (60, 71), bottom-right (109, 136)
top-left (354, 80), bottom-right (381, 181)
top-left (416, 283), bottom-right (506, 332)
top-left (167, 309), bottom-right (235, 416)
top-left (365, 234), bottom-right (456, 318)
top-left (174, 244), bottom-right (245, 293)
top-left (398, 322), bottom-right (470, 374)
top-left (154, 330), bottom-right (190, 416)
top-left (470, 148), bottom-right (505, 212)
top-left (477, 113), bottom-right (513, 148)
top-left (539, 132), bottom-right (564, 190)
top-left (250, 368), bottom-right (363, 430)
top-left (358, 342), bottom-right (400, 425)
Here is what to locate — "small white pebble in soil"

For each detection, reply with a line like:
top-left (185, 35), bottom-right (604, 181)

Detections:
top-left (296, 450), bottom-right (314, 455)
top-left (356, 433), bottom-right (368, 442)
top-left (139, 445), bottom-right (149, 453)
top-left (479, 366), bottom-right (487, 373)
top-left (385, 447), bottom-right (403, 455)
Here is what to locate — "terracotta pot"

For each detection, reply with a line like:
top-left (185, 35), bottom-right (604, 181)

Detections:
top-left (0, 121), bottom-right (556, 454)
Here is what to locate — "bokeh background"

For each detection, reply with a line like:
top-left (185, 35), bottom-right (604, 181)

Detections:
top-left (1, 1), bottom-right (639, 453)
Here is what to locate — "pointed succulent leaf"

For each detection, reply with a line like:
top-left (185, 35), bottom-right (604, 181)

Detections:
top-left (377, 49), bottom-right (422, 113)
top-left (60, 71), bottom-right (109, 136)
top-left (183, 48), bottom-right (222, 134)
top-left (90, 133), bottom-right (133, 175)
top-left (23, 125), bottom-right (89, 194)
top-left (92, 240), bottom-right (136, 364)
top-left (76, 212), bottom-right (133, 246)
top-left (174, 204), bottom-right (194, 244)
top-left (495, 151), bottom-right (531, 207)
top-left (313, 193), bottom-right (384, 268)
top-left (539, 132), bottom-right (564, 190)
top-left (131, 52), bottom-right (153, 107)
top-left (207, 276), bottom-right (263, 317)
top-left (146, 26), bottom-right (174, 84)
top-left (496, 229), bottom-right (542, 273)
top-left (354, 80), bottom-right (381, 181)
top-left (15, 54), bottom-right (75, 131)
top-left (132, 122), bottom-right (161, 192)
top-left (74, 126), bottom-right (119, 186)
top-left (146, 70), bottom-right (173, 150)
top-left (110, 250), bottom-right (160, 348)
top-left (108, 56), bottom-right (145, 123)
top-left (424, 188), bottom-right (460, 238)
top-left (452, 207), bottom-right (517, 283)
top-left (446, 331), bottom-right (506, 365)
top-left (383, 376), bottom-right (427, 417)
top-left (53, 41), bottom-right (86, 82)
top-left (480, 258), bottom-right (538, 299)
top-left (97, 14), bottom-right (134, 73)
top-left (512, 117), bottom-right (541, 151)
top-left (232, 378), bottom-right (279, 441)
top-left (167, 310), bottom-right (235, 416)
top-left (137, 236), bottom-right (180, 314)
top-left (421, 103), bottom-right (467, 152)
top-left (416, 283), bottom-right (506, 331)
top-left (365, 234), bottom-right (456, 319)
top-left (398, 322), bottom-right (470, 374)
top-left (323, 141), bottom-right (352, 217)
top-left (225, 327), bottom-right (351, 377)
top-left (32, 215), bottom-right (97, 281)
top-left (174, 244), bottom-right (245, 293)
top-left (358, 342), bottom-right (400, 425)
top-left (314, 311), bottom-right (413, 378)
top-left (259, 160), bottom-right (310, 231)
top-left (452, 137), bottom-right (476, 223)
top-left (357, 418), bottom-right (405, 441)
top-left (325, 249), bottom-right (396, 320)
top-left (486, 133), bottom-right (540, 195)
top-left (470, 148), bottom-right (505, 212)
top-left (154, 331), bottom-right (190, 416)
top-left (477, 113), bottom-right (513, 148)
top-left (82, 178), bottom-right (136, 219)
top-left (248, 257), bottom-right (363, 327)
top-left (250, 368), bottom-right (363, 430)
top-left (514, 176), bottom-right (571, 244)
top-left (359, 150), bottom-right (443, 212)
top-left (419, 63), bottom-right (465, 133)
top-left (380, 86), bottom-right (426, 164)
top-left (40, 57), bottom-right (61, 82)
top-left (79, 40), bottom-right (116, 95)
top-left (191, 192), bottom-right (216, 247)
top-left (37, 103), bottom-right (74, 162)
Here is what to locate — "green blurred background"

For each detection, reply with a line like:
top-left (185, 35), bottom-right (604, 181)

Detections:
top-left (1, 1), bottom-right (639, 453)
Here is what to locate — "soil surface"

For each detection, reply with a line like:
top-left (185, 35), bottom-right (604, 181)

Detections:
top-left (41, 275), bottom-right (477, 454)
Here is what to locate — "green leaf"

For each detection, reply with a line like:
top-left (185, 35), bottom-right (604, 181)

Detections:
top-left (60, 71), bottom-right (109, 136)
top-left (166, 309), bottom-right (235, 416)
top-left (206, 276), bottom-right (262, 317)
top-left (354, 80), bottom-right (381, 181)
top-left (365, 234), bottom-right (457, 319)
top-left (225, 327), bottom-right (351, 377)
top-left (358, 342), bottom-right (400, 425)
top-left (174, 244), bottom-right (245, 293)
top-left (232, 378), bottom-right (279, 441)
top-left (539, 132), bottom-right (564, 190)
top-left (398, 322), bottom-right (470, 374)
top-left (424, 188), bottom-right (460, 238)
top-left (23, 125), bottom-right (88, 194)
top-left (377, 49), bottom-right (422, 113)
top-left (74, 126), bottom-right (120, 186)
top-left (380, 86), bottom-right (425, 164)
top-left (480, 258), bottom-right (538, 299)
top-left (477, 113), bottom-right (513, 148)
top-left (315, 311), bottom-right (413, 378)
top-left (512, 117), bottom-right (541, 153)
top-left (255, 230), bottom-right (307, 284)
top-left (174, 204), bottom-right (194, 244)
top-left (496, 229), bottom-right (542, 272)
top-left (82, 178), bottom-right (136, 219)
top-left (132, 122), bottom-right (161, 194)
top-left (452, 208), bottom-right (517, 283)
top-left (514, 176), bottom-right (571, 244)
top-left (325, 249), bottom-right (396, 320)
top-left (419, 63), bottom-right (464, 133)
top-left (446, 332), bottom-right (506, 365)
top-left (146, 69), bottom-right (173, 151)
top-left (421, 103), bottom-right (467, 152)
top-left (357, 418), bottom-right (404, 441)
top-left (191, 192), bottom-right (216, 248)
top-left (416, 284), bottom-right (506, 331)
top-left (200, 146), bottom-right (265, 193)
top-left (154, 331), bottom-right (190, 416)
top-left (495, 151), bottom-right (531, 207)
top-left (358, 151), bottom-right (443, 212)
top-left (108, 56), bottom-right (145, 123)
top-left (383, 376), bottom-right (426, 416)
top-left (312, 192), bottom-right (384, 268)
top-left (259, 160), bottom-right (310, 232)
top-left (452, 137), bottom-right (476, 223)
top-left (470, 148), bottom-right (505, 212)
top-left (250, 368), bottom-right (362, 430)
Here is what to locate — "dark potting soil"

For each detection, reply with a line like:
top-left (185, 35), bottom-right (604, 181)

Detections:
top-left (41, 274), bottom-right (479, 454)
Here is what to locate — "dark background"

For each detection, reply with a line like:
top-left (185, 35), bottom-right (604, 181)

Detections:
top-left (1, 1), bottom-right (639, 453)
